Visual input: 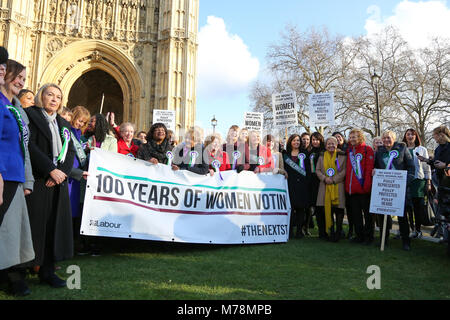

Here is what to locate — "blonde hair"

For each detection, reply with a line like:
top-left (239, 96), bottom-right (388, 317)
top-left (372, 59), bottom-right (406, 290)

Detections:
top-left (349, 128), bottom-right (366, 144)
top-left (34, 83), bottom-right (64, 113)
top-left (70, 106), bottom-right (91, 131)
top-left (382, 130), bottom-right (397, 141)
top-left (185, 126), bottom-right (204, 144)
top-left (433, 126), bottom-right (450, 142)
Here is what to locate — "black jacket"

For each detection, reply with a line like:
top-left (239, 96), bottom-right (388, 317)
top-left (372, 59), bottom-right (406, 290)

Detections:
top-left (282, 148), bottom-right (313, 208)
top-left (432, 142), bottom-right (450, 184)
top-left (24, 106), bottom-right (75, 264)
top-left (374, 142), bottom-right (415, 184)
top-left (25, 106), bottom-right (75, 179)
top-left (137, 138), bottom-right (172, 164)
top-left (172, 143), bottom-right (209, 175)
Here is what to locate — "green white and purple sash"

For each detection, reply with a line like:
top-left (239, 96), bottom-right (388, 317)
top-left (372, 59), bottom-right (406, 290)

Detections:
top-left (57, 127), bottom-right (71, 163)
top-left (349, 151), bottom-right (364, 186)
top-left (283, 153), bottom-right (306, 176)
top-left (6, 105), bottom-right (29, 161)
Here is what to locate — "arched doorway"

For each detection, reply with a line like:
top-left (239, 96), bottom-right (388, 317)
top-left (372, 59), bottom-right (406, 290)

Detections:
top-left (67, 69), bottom-right (124, 124)
top-left (38, 40), bottom-right (146, 129)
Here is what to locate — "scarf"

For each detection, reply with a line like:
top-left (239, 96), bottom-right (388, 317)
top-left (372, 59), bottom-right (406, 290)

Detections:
top-left (41, 108), bottom-right (62, 162)
top-left (324, 150), bottom-right (339, 233)
top-left (147, 138), bottom-right (171, 163)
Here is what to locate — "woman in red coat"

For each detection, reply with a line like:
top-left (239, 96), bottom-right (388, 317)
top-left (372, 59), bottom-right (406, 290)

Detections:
top-left (247, 130), bottom-right (273, 173)
top-left (205, 133), bottom-right (231, 176)
top-left (115, 122), bottom-right (139, 157)
top-left (345, 128), bottom-right (375, 244)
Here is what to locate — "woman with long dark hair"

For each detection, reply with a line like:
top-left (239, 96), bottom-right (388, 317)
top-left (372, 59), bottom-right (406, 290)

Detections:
top-left (402, 128), bottom-right (431, 238)
top-left (283, 134), bottom-right (311, 239)
top-left (300, 132), bottom-right (313, 235)
top-left (310, 132), bottom-right (325, 238)
top-left (83, 113), bottom-right (117, 152)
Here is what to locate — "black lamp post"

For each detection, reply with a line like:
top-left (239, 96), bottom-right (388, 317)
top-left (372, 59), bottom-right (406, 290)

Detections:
top-left (371, 72), bottom-right (381, 136)
top-left (211, 115), bottom-right (217, 134)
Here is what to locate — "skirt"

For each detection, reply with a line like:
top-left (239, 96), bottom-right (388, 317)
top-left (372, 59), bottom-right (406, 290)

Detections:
top-left (0, 184), bottom-right (35, 270)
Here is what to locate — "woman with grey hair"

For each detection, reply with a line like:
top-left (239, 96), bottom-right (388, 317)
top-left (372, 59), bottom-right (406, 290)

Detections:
top-left (25, 83), bottom-right (76, 287)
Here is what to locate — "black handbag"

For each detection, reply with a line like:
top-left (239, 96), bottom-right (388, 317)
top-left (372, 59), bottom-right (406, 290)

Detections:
top-left (422, 193), bottom-right (436, 226)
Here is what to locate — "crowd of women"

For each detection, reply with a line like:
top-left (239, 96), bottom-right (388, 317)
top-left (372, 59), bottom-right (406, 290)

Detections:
top-left (1, 45), bottom-right (449, 297)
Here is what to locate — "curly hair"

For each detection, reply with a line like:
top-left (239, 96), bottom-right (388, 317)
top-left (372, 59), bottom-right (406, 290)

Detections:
top-left (147, 123), bottom-right (168, 142)
top-left (93, 113), bottom-right (110, 143)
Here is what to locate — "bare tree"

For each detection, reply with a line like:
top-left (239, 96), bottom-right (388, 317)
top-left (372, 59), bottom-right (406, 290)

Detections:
top-left (261, 26), bottom-right (357, 133)
top-left (251, 25), bottom-right (450, 144)
top-left (392, 38), bottom-right (450, 146)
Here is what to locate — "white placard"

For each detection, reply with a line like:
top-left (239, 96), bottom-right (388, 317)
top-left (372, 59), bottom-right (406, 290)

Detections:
top-left (308, 92), bottom-right (335, 127)
top-left (81, 149), bottom-right (290, 244)
top-left (243, 112), bottom-right (264, 133)
top-left (272, 91), bottom-right (298, 129)
top-left (369, 169), bottom-right (407, 217)
top-left (153, 109), bottom-right (176, 131)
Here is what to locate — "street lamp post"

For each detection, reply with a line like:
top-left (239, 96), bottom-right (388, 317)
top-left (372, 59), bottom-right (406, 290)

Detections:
top-left (371, 72), bottom-right (381, 136)
top-left (211, 115), bottom-right (217, 134)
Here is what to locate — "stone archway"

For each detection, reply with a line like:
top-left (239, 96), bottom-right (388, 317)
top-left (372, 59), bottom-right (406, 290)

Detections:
top-left (67, 69), bottom-right (124, 123)
top-left (38, 40), bottom-right (144, 127)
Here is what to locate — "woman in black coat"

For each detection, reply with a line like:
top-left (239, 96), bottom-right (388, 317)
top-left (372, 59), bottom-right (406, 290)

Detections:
top-left (25, 83), bottom-right (75, 287)
top-left (172, 127), bottom-right (209, 175)
top-left (309, 132), bottom-right (326, 238)
top-left (374, 130), bottom-right (415, 251)
top-left (283, 134), bottom-right (312, 239)
top-left (137, 123), bottom-right (173, 164)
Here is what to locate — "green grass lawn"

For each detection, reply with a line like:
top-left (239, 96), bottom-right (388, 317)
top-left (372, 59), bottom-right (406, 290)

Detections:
top-left (1, 228), bottom-right (449, 300)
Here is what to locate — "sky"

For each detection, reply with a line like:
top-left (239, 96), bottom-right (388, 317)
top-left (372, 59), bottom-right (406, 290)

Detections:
top-left (195, 0), bottom-right (450, 137)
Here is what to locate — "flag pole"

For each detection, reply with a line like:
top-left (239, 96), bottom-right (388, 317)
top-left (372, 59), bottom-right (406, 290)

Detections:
top-left (99, 93), bottom-right (105, 114)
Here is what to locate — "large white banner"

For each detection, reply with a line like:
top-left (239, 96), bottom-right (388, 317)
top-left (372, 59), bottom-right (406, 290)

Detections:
top-left (308, 92), bottom-right (335, 127)
top-left (369, 169), bottom-right (407, 217)
top-left (81, 149), bottom-right (290, 244)
top-left (272, 91), bottom-right (298, 129)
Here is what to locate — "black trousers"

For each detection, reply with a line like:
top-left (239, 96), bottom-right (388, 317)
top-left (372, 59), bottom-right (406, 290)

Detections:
top-left (406, 197), bottom-right (425, 232)
top-left (349, 193), bottom-right (374, 242)
top-left (345, 193), bottom-right (354, 236)
top-left (376, 213), bottom-right (410, 244)
top-left (316, 206), bottom-right (344, 239)
top-left (290, 207), bottom-right (307, 237)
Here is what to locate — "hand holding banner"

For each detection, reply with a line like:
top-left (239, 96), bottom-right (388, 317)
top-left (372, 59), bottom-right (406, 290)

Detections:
top-left (81, 149), bottom-right (291, 244)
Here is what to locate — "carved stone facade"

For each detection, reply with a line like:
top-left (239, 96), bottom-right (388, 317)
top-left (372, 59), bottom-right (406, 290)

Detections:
top-left (0, 0), bottom-right (198, 132)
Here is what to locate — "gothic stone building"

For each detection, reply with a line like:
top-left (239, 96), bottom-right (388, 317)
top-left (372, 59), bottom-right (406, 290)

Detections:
top-left (0, 0), bottom-right (198, 133)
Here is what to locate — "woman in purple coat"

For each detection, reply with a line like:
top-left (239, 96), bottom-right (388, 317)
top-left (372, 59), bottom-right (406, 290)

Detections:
top-left (67, 106), bottom-right (90, 247)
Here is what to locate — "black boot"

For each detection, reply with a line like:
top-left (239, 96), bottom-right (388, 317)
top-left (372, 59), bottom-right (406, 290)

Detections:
top-left (39, 263), bottom-right (66, 288)
top-left (7, 269), bottom-right (30, 296)
top-left (402, 238), bottom-right (411, 251)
